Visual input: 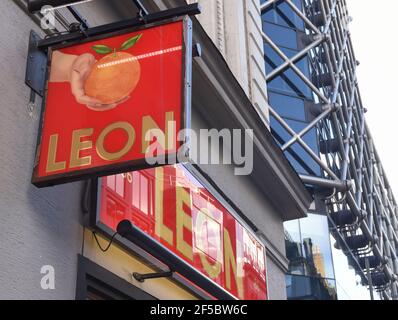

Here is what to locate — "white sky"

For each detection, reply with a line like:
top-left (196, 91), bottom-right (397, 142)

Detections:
top-left (348, 0), bottom-right (398, 197)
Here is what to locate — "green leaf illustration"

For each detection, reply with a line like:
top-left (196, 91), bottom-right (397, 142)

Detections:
top-left (92, 44), bottom-right (113, 55)
top-left (120, 34), bottom-right (143, 51)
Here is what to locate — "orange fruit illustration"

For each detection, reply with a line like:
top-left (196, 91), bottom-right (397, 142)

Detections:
top-left (84, 51), bottom-right (141, 105)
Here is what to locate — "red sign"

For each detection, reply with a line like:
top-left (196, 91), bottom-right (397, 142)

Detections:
top-left (33, 19), bottom-right (191, 187)
top-left (97, 165), bottom-right (267, 300)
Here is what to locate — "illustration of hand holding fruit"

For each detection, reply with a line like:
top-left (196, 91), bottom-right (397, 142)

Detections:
top-left (49, 34), bottom-right (142, 111)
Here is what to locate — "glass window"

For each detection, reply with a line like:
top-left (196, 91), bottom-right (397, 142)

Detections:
top-left (269, 91), bottom-right (306, 121)
top-left (286, 274), bottom-right (337, 300)
top-left (284, 214), bottom-right (338, 300)
top-left (106, 175), bottom-right (115, 189)
top-left (284, 214), bottom-right (336, 280)
top-left (262, 5), bottom-right (275, 25)
top-left (262, 0), bottom-right (305, 30)
top-left (263, 22), bottom-right (298, 50)
top-left (132, 172), bottom-right (140, 208)
top-left (131, 172), bottom-right (151, 215)
top-left (271, 117), bottom-right (321, 176)
top-left (105, 174), bottom-right (125, 198)
top-left (285, 219), bottom-right (305, 275)
top-left (115, 174), bottom-right (125, 197)
top-left (265, 44), bottom-right (312, 98)
top-left (140, 175), bottom-right (149, 214)
top-left (299, 214), bottom-right (335, 280)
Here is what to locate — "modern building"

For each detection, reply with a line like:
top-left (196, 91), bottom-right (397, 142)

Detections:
top-left (0, 0), bottom-right (396, 301)
top-left (261, 0), bottom-right (398, 300)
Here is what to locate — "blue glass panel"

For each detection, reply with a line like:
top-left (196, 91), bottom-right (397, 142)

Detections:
top-left (263, 22), bottom-right (298, 50)
top-left (270, 117), bottom-right (321, 176)
top-left (268, 91), bottom-right (306, 121)
top-left (262, 4), bottom-right (275, 24)
top-left (283, 65), bottom-right (312, 98)
top-left (262, 0), bottom-right (305, 30)
top-left (286, 275), bottom-right (337, 300)
top-left (264, 44), bottom-right (312, 98)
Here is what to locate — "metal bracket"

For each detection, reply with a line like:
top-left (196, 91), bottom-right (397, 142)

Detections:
top-left (132, 0), bottom-right (149, 16)
top-left (37, 3), bottom-right (201, 49)
top-left (25, 30), bottom-right (47, 97)
top-left (117, 220), bottom-right (236, 300)
top-left (133, 270), bottom-right (173, 283)
top-left (67, 6), bottom-right (89, 30)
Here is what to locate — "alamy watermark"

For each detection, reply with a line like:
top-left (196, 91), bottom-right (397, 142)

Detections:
top-left (40, 265), bottom-right (55, 290)
top-left (144, 123), bottom-right (254, 176)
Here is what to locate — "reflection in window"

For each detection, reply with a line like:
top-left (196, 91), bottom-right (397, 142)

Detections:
top-left (263, 22), bottom-right (298, 49)
top-left (284, 214), bottom-right (337, 300)
top-left (262, 0), bottom-right (305, 30)
top-left (300, 214), bottom-right (335, 279)
top-left (271, 117), bottom-right (321, 176)
top-left (264, 44), bottom-right (312, 98)
top-left (269, 91), bottom-right (306, 121)
top-left (194, 209), bottom-right (222, 262)
top-left (106, 174), bottom-right (125, 198)
top-left (285, 214), bottom-right (335, 279)
top-left (131, 171), bottom-right (151, 215)
top-left (286, 274), bottom-right (337, 300)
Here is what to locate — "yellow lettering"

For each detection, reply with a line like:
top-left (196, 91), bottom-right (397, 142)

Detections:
top-left (224, 229), bottom-right (244, 299)
top-left (195, 208), bottom-right (222, 279)
top-left (155, 167), bottom-right (173, 245)
top-left (46, 134), bottom-right (66, 173)
top-left (176, 186), bottom-right (193, 261)
top-left (70, 128), bottom-right (93, 168)
top-left (96, 122), bottom-right (135, 161)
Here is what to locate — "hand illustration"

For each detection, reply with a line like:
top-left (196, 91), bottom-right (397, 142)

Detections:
top-left (69, 53), bottom-right (102, 109)
top-left (49, 51), bottom-right (129, 111)
top-left (49, 33), bottom-right (143, 111)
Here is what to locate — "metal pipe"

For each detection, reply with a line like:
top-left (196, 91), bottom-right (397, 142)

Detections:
top-left (260, 0), bottom-right (278, 12)
top-left (266, 35), bottom-right (326, 82)
top-left (282, 105), bottom-right (335, 151)
top-left (269, 106), bottom-right (339, 180)
top-left (299, 175), bottom-right (350, 191)
top-left (285, 0), bottom-right (321, 34)
top-left (117, 220), bottom-right (237, 300)
top-left (132, 0), bottom-right (149, 16)
top-left (262, 31), bottom-right (329, 103)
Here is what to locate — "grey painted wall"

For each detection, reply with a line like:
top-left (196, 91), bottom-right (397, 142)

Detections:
top-left (0, 0), bottom-right (84, 300)
top-left (0, 0), bottom-right (287, 300)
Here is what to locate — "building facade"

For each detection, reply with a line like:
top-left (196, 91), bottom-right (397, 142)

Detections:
top-left (0, 0), bottom-right (310, 300)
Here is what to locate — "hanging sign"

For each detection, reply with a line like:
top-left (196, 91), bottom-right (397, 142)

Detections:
top-left (32, 18), bottom-right (192, 187)
top-left (94, 165), bottom-right (268, 300)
